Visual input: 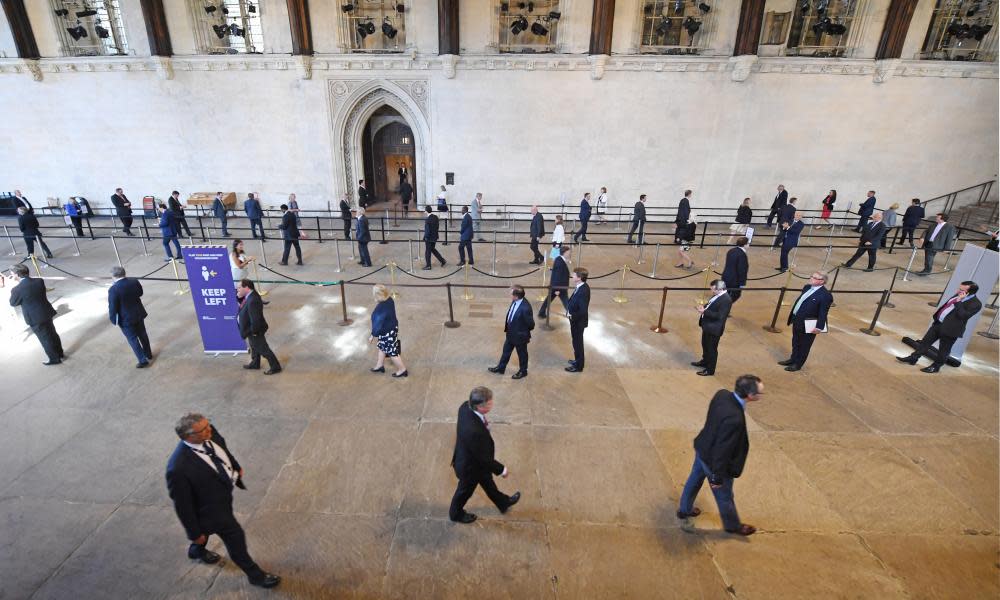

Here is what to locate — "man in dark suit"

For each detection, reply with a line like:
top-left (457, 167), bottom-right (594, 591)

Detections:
top-left (677, 375), bottom-right (763, 536)
top-left (899, 198), bottom-right (924, 248)
top-left (772, 197), bottom-right (797, 248)
top-left (158, 202), bottom-right (183, 261)
top-left (843, 211), bottom-right (885, 271)
top-left (108, 266), bottom-right (153, 368)
top-left (538, 245), bottom-right (571, 319)
top-left (111, 187), bottom-right (134, 236)
top-left (356, 207), bottom-right (372, 267)
top-left (339, 195), bottom-right (353, 240)
top-left (358, 180), bottom-right (369, 208)
top-left (168, 191), bottom-right (194, 238)
top-left (574, 193), bottom-right (592, 243)
top-left (565, 267), bottom-right (590, 373)
top-left (244, 193), bottom-right (265, 240)
top-left (12, 189), bottom-right (33, 212)
top-left (780, 271), bottom-right (834, 371)
top-left (628, 194), bottom-right (647, 245)
top-left (529, 205), bottom-right (545, 264)
top-left (277, 204), bottom-right (303, 266)
top-left (855, 190), bottom-right (877, 232)
top-left (6, 263), bottom-right (64, 365)
top-left (166, 413), bottom-right (280, 588)
top-left (398, 164), bottom-right (408, 188)
top-left (917, 213), bottom-right (956, 275)
top-left (211, 192), bottom-right (230, 237)
top-left (17, 207), bottom-right (53, 258)
top-left (449, 387), bottom-right (521, 523)
top-left (400, 179), bottom-right (413, 211)
top-left (489, 284), bottom-right (534, 379)
top-left (458, 206), bottom-right (474, 266)
top-left (237, 279), bottom-right (281, 374)
top-left (423, 205), bottom-right (447, 270)
top-left (897, 280), bottom-right (982, 373)
top-left (721, 237), bottom-right (749, 303)
top-left (777, 212), bottom-right (804, 272)
top-left (675, 190), bottom-right (692, 243)
top-left (692, 280), bottom-right (732, 376)
top-left (766, 184), bottom-right (787, 227)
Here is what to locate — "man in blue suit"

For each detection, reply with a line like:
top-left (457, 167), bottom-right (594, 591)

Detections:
top-left (458, 206), bottom-right (475, 265)
top-left (899, 198), bottom-right (924, 248)
top-left (772, 197), bottom-right (797, 248)
top-left (356, 207), bottom-right (373, 267)
top-left (529, 206), bottom-right (545, 264)
top-left (538, 245), bottom-right (571, 318)
top-left (721, 237), bottom-right (749, 303)
top-left (565, 267), bottom-right (590, 373)
top-left (489, 284), bottom-right (534, 379)
top-left (777, 212), bottom-right (804, 272)
top-left (855, 190), bottom-right (877, 232)
top-left (158, 202), bottom-right (182, 261)
top-left (244, 193), bottom-right (265, 240)
top-left (108, 266), bottom-right (153, 368)
top-left (422, 205), bottom-right (447, 270)
top-left (573, 193), bottom-right (592, 243)
top-left (212, 192), bottom-right (230, 237)
top-left (779, 271), bottom-right (834, 371)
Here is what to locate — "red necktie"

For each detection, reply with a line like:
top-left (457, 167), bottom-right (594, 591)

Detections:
top-left (483, 416), bottom-right (490, 429)
top-left (935, 297), bottom-right (959, 321)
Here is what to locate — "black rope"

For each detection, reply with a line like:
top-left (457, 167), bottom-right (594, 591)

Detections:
top-left (35, 259), bottom-right (105, 284)
top-left (135, 261), bottom-right (172, 279)
top-left (470, 266), bottom-right (542, 279)
top-left (586, 269), bottom-right (623, 280)
top-left (627, 268), bottom-right (708, 281)
top-left (396, 265), bottom-right (465, 280)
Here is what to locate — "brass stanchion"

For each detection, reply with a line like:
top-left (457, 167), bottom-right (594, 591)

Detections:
top-left (252, 261), bottom-right (269, 297)
top-left (612, 266), bottom-right (629, 304)
top-left (882, 267), bottom-right (899, 309)
top-left (536, 257), bottom-right (548, 301)
top-left (461, 262), bottom-right (474, 300)
top-left (780, 268), bottom-right (794, 306)
top-left (763, 287), bottom-right (787, 333)
top-left (650, 287), bottom-right (669, 333)
top-left (860, 290), bottom-right (890, 336)
top-left (389, 262), bottom-right (400, 299)
top-left (444, 282), bottom-right (461, 328)
top-left (337, 281), bottom-right (353, 326)
top-left (29, 255), bottom-right (54, 291)
top-left (170, 258), bottom-right (189, 296)
top-left (901, 246), bottom-right (918, 282)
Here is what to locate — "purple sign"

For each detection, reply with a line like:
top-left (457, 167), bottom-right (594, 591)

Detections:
top-left (180, 246), bottom-right (247, 354)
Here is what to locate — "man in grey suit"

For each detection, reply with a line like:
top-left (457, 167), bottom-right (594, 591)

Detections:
top-left (916, 213), bottom-right (956, 276)
top-left (691, 280), bottom-right (732, 376)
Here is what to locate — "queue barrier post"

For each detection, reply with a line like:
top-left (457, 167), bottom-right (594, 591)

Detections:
top-left (828, 266), bottom-right (840, 307)
top-left (536, 258), bottom-right (548, 301)
top-left (763, 287), bottom-right (788, 333)
top-left (444, 282), bottom-right (461, 328)
top-left (197, 215), bottom-right (207, 241)
top-left (379, 216), bottom-right (388, 245)
top-left (109, 234), bottom-right (123, 268)
top-left (138, 231), bottom-right (149, 256)
top-left (780, 268), bottom-right (794, 306)
top-left (650, 286), bottom-right (669, 333)
top-left (491, 238), bottom-right (497, 275)
top-left (258, 238), bottom-right (268, 266)
top-left (636, 242), bottom-right (645, 265)
top-left (3, 225), bottom-right (17, 255)
top-left (29, 254), bottom-right (54, 291)
top-left (860, 290), bottom-right (890, 336)
top-left (171, 258), bottom-right (189, 296)
top-left (389, 262), bottom-right (400, 299)
top-left (337, 281), bottom-right (353, 326)
top-left (316, 217), bottom-right (323, 243)
top-left (612, 266), bottom-right (629, 304)
top-left (977, 309), bottom-right (999, 340)
top-left (252, 261), bottom-right (269, 297)
top-left (699, 220), bottom-right (708, 249)
top-left (650, 242), bottom-right (661, 277)
top-left (461, 262), bottom-right (474, 301)
top-left (902, 246), bottom-right (918, 282)
top-left (334, 238), bottom-right (343, 273)
top-left (141, 215), bottom-right (150, 241)
top-left (883, 267), bottom-right (899, 309)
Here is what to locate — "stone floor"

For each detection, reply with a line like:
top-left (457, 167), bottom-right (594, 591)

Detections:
top-left (1, 220), bottom-right (997, 599)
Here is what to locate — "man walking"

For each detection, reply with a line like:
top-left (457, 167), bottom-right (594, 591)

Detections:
top-left (458, 206), bottom-right (475, 266)
top-left (772, 197), bottom-right (797, 248)
top-left (538, 246), bottom-right (570, 319)
top-left (897, 280), bottom-right (982, 373)
top-left (339, 195), bottom-right (353, 240)
top-left (766, 184), bottom-right (787, 228)
top-left (358, 180), bottom-right (369, 208)
top-left (356, 207), bottom-right (372, 267)
top-left (899, 198), bottom-right (924, 248)
top-left (628, 194), bottom-right (647, 244)
top-left (721, 237), bottom-right (748, 303)
top-left (237, 279), bottom-right (281, 374)
top-left (472, 192), bottom-right (485, 241)
top-left (691, 280), bottom-right (732, 376)
top-left (780, 271), bottom-right (833, 371)
top-left (489, 285), bottom-right (534, 380)
top-left (565, 267), bottom-right (590, 373)
top-left (574, 193), bottom-right (592, 243)
top-left (111, 187), bottom-right (134, 236)
top-left (843, 211), bottom-right (885, 271)
top-left (855, 190), bottom-right (877, 232)
top-left (529, 205), bottom-right (545, 264)
top-left (675, 190), bottom-right (692, 243)
top-left (244, 193), bottom-right (265, 240)
top-left (166, 413), bottom-right (281, 588)
top-left (423, 205), bottom-right (447, 270)
top-left (212, 192), bottom-right (230, 237)
top-left (676, 375), bottom-right (763, 537)
top-left (17, 206), bottom-right (53, 258)
top-left (168, 191), bottom-right (194, 238)
top-left (917, 213), bottom-right (955, 276)
top-left (777, 211), bottom-right (804, 272)
top-left (449, 387), bottom-right (521, 524)
top-left (277, 204), bottom-right (303, 266)
top-left (6, 263), bottom-right (64, 365)
top-left (108, 266), bottom-right (153, 368)
top-left (158, 202), bottom-right (183, 262)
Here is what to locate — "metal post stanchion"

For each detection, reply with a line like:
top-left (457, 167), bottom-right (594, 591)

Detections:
top-left (197, 216), bottom-right (206, 241)
top-left (577, 239), bottom-right (584, 267)
top-left (379, 216), bottom-right (388, 245)
top-left (536, 258), bottom-right (548, 301)
top-left (763, 287), bottom-right (788, 333)
top-left (942, 235), bottom-right (959, 271)
top-left (68, 225), bottom-right (81, 256)
top-left (171, 258), bottom-right (189, 295)
top-left (86, 217), bottom-right (95, 240)
top-left (860, 290), bottom-right (890, 336)
top-left (138, 232), bottom-right (149, 256)
top-left (462, 262), bottom-right (474, 300)
top-left (111, 214), bottom-right (119, 233)
top-left (408, 239), bottom-right (415, 273)
top-left (650, 242), bottom-right (661, 277)
top-left (316, 217), bottom-right (323, 243)
top-left (829, 266), bottom-right (840, 308)
top-left (821, 244), bottom-right (833, 271)
top-left (491, 238), bottom-right (498, 275)
top-left (780, 268), bottom-right (794, 305)
top-left (615, 206), bottom-right (622, 231)
top-left (29, 255), bottom-right (54, 291)
top-left (258, 239), bottom-right (268, 266)
top-left (699, 220), bottom-right (708, 249)
top-left (977, 310), bottom-right (1000, 339)
top-left (443, 217), bottom-right (449, 246)
top-left (3, 225), bottom-right (17, 255)
top-left (334, 238), bottom-right (343, 273)
top-left (337, 282), bottom-right (353, 326)
top-left (712, 233), bottom-right (722, 268)
top-left (636, 243), bottom-right (645, 265)
top-left (110, 235), bottom-right (123, 268)
top-left (388, 262), bottom-right (400, 298)
top-left (883, 267), bottom-right (899, 309)
top-left (444, 282), bottom-right (461, 328)
top-left (651, 286), bottom-right (669, 333)
top-left (612, 266), bottom-right (629, 303)
top-left (141, 215), bottom-right (150, 241)
top-left (252, 261), bottom-right (269, 297)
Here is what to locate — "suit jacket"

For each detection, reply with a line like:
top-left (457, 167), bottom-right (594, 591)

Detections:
top-left (243, 198), bottom-right (262, 219)
top-left (165, 428), bottom-right (244, 541)
top-left (778, 203), bottom-right (796, 225)
top-left (460, 213), bottom-right (473, 241)
top-left (212, 198), bottom-right (227, 218)
top-left (9, 277), bottom-right (57, 326)
top-left (17, 212), bottom-right (42, 237)
top-left (859, 196), bottom-right (877, 217)
top-left (567, 282), bottom-right (590, 328)
top-left (278, 211), bottom-right (299, 240)
top-left (424, 214), bottom-right (440, 242)
top-left (782, 220), bottom-right (804, 248)
top-left (787, 285), bottom-right (834, 329)
top-left (451, 402), bottom-right (504, 480)
top-left (579, 199), bottom-right (592, 221)
top-left (550, 255), bottom-right (570, 291)
top-left (340, 200), bottom-right (353, 222)
top-left (858, 221), bottom-right (885, 245)
top-left (735, 205), bottom-right (753, 225)
top-left (693, 390), bottom-right (749, 479)
top-left (530, 213), bottom-right (545, 239)
top-left (934, 294), bottom-right (983, 339)
top-left (13, 195), bottom-right (32, 211)
top-left (158, 209), bottom-right (178, 237)
top-left (111, 193), bottom-right (132, 217)
top-left (902, 205), bottom-right (925, 228)
top-left (676, 198), bottom-right (691, 224)
top-left (503, 298), bottom-right (534, 344)
top-left (721, 247), bottom-right (749, 288)
top-left (237, 291), bottom-right (268, 338)
top-left (371, 298), bottom-right (398, 336)
top-left (633, 201), bottom-right (647, 223)
top-left (356, 216), bottom-right (371, 243)
top-left (358, 186), bottom-right (369, 206)
top-left (922, 222), bottom-right (955, 251)
top-left (400, 181), bottom-right (413, 201)
top-left (770, 190), bottom-right (788, 210)
top-left (108, 277), bottom-right (147, 326)
top-left (168, 197), bottom-right (185, 216)
top-left (699, 293), bottom-right (732, 336)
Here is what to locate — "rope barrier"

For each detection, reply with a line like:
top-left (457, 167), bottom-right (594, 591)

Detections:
top-left (470, 265), bottom-right (542, 279)
top-left (259, 264), bottom-right (336, 286)
top-left (627, 268), bottom-right (709, 281)
top-left (585, 269), bottom-right (623, 280)
top-left (35, 259), bottom-right (106, 286)
top-left (396, 266), bottom-right (466, 280)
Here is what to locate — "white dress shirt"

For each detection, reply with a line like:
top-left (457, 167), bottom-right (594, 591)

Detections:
top-left (184, 440), bottom-right (237, 481)
top-left (930, 222), bottom-right (945, 242)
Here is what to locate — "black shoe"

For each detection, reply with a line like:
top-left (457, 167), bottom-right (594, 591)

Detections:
top-left (777, 359), bottom-right (795, 366)
top-left (392, 370), bottom-right (409, 378)
top-left (501, 492), bottom-right (521, 513)
top-left (696, 369), bottom-right (714, 376)
top-left (244, 364), bottom-right (261, 370)
top-left (863, 268), bottom-right (874, 272)
top-left (676, 507), bottom-right (701, 519)
top-left (370, 366), bottom-right (385, 373)
top-left (278, 262), bottom-right (288, 266)
top-left (452, 513), bottom-right (477, 524)
top-left (457, 261), bottom-right (466, 266)
top-left (775, 267), bottom-right (787, 272)
top-left (264, 368), bottom-right (282, 375)
top-left (191, 550), bottom-right (220, 564)
top-left (784, 365), bottom-right (801, 372)
top-left (690, 361), bottom-right (706, 367)
top-left (296, 261), bottom-right (303, 266)
top-left (565, 365), bottom-right (583, 373)
top-left (468, 262), bottom-right (475, 265)
top-left (42, 360), bottom-right (62, 366)
top-left (248, 573), bottom-right (281, 588)
top-left (440, 261), bottom-right (447, 267)
top-left (512, 371), bottom-right (527, 380)
top-left (422, 266), bottom-right (432, 270)
top-left (896, 355), bottom-right (918, 365)
top-left (136, 362), bottom-right (149, 369)
top-left (582, 237), bottom-right (589, 241)
top-left (45, 253), bottom-right (54, 259)
top-left (488, 366), bottom-right (505, 374)
top-left (567, 359), bottom-right (577, 365)
top-left (921, 365), bottom-right (941, 373)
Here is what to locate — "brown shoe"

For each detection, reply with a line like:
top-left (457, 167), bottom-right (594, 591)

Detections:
top-left (725, 524), bottom-right (756, 536)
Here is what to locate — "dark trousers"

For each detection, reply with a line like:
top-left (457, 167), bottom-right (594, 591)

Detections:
top-left (249, 218), bottom-right (265, 239)
top-left (899, 226), bottom-right (916, 246)
top-left (425, 241), bottom-right (445, 267)
top-left (790, 321), bottom-right (817, 367)
top-left (188, 512), bottom-right (263, 580)
top-left (574, 217), bottom-right (589, 242)
top-left (628, 220), bottom-right (645, 243)
top-left (772, 228), bottom-right (785, 248)
top-left (766, 207), bottom-right (781, 227)
top-left (700, 330), bottom-right (720, 373)
top-left (678, 453), bottom-right (741, 531)
top-left (162, 235), bottom-right (182, 259)
top-left (910, 321), bottom-right (956, 367)
top-left (24, 235), bottom-right (52, 257)
top-left (121, 321), bottom-right (152, 364)
top-left (176, 216), bottom-right (193, 237)
top-left (856, 214), bottom-right (870, 231)
top-left (281, 240), bottom-right (302, 263)
top-left (342, 220), bottom-right (352, 239)
top-left (217, 215), bottom-right (229, 236)
top-left (779, 244), bottom-right (795, 270)
top-left (880, 227), bottom-right (892, 248)
top-left (529, 237), bottom-right (543, 262)
top-left (727, 288), bottom-right (742, 303)
top-left (449, 474), bottom-right (511, 520)
top-left (845, 245), bottom-right (878, 269)
top-left (120, 216), bottom-right (134, 234)
top-left (31, 320), bottom-right (63, 361)
top-left (497, 339), bottom-right (528, 373)
top-left (538, 289), bottom-right (567, 318)
top-left (458, 240), bottom-right (474, 264)
top-left (358, 241), bottom-right (372, 266)
top-left (247, 333), bottom-right (279, 370)
top-left (70, 216), bottom-right (84, 237)
top-left (570, 319), bottom-right (586, 369)
top-left (922, 248), bottom-right (938, 272)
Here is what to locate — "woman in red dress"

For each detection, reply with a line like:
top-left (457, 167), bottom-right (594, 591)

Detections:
top-left (818, 189), bottom-right (836, 228)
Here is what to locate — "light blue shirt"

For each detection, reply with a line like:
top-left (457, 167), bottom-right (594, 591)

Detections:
top-left (733, 392), bottom-right (746, 411)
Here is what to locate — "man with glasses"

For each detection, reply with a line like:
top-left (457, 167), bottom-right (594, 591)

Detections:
top-left (780, 271), bottom-right (833, 372)
top-left (166, 414), bottom-right (280, 588)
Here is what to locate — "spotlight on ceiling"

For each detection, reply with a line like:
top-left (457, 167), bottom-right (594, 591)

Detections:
top-left (397, 3), bottom-right (405, 13)
top-left (76, 9), bottom-right (98, 18)
top-left (548, 11), bottom-right (561, 19)
top-left (816, 0), bottom-right (829, 14)
top-left (248, 2), bottom-right (256, 13)
top-left (67, 25), bottom-right (88, 41)
top-left (812, 16), bottom-right (832, 34)
top-left (683, 16), bottom-right (701, 34)
top-left (213, 23), bottom-right (228, 38)
top-left (54, 8), bottom-right (70, 17)
top-left (222, 6), bottom-right (229, 13)
top-left (971, 23), bottom-right (993, 40)
top-left (674, 0), bottom-right (684, 12)
top-left (95, 24), bottom-right (110, 38)
top-left (204, 4), bottom-right (217, 14)
top-left (827, 22), bottom-right (847, 35)
top-left (229, 23), bottom-right (245, 37)
top-left (800, 0), bottom-right (810, 12)
top-left (510, 15), bottom-right (529, 35)
top-left (382, 18), bottom-right (398, 38)
top-left (698, 2), bottom-right (711, 13)
top-left (341, 3), bottom-right (355, 12)
top-left (655, 18), bottom-right (673, 35)
top-left (357, 19), bottom-right (376, 38)
top-left (530, 19), bottom-right (548, 36)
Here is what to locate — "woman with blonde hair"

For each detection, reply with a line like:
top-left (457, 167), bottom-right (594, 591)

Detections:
top-left (369, 284), bottom-right (408, 377)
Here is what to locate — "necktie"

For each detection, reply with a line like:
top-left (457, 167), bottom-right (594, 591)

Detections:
top-left (507, 301), bottom-right (517, 323)
top-left (935, 297), bottom-right (959, 321)
top-left (202, 441), bottom-right (233, 489)
top-left (792, 289), bottom-right (813, 315)
top-left (483, 415), bottom-right (490, 430)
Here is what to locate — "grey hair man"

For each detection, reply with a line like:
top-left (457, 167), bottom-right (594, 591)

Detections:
top-left (692, 279), bottom-right (732, 376)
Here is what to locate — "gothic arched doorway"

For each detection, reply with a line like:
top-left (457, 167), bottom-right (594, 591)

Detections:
top-left (363, 106), bottom-right (416, 207)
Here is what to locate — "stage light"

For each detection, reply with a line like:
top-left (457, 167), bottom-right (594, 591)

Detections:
top-left (54, 9), bottom-right (69, 17)
top-left (812, 16), bottom-right (832, 35)
top-left (674, 0), bottom-right (684, 12)
top-left (530, 20), bottom-right (548, 36)
top-left (800, 0), bottom-right (810, 12)
top-left (655, 18), bottom-right (673, 36)
top-left (683, 16), bottom-right (701, 34)
top-left (95, 24), bottom-right (110, 39)
top-left (548, 11), bottom-right (561, 19)
top-left (382, 18), bottom-right (398, 38)
top-left (223, 6), bottom-right (229, 13)
top-left (67, 25), bottom-right (88, 41)
top-left (510, 15), bottom-right (529, 35)
top-left (204, 4), bottom-right (217, 14)
top-left (248, 2), bottom-right (256, 13)
top-left (827, 22), bottom-right (847, 35)
top-left (816, 0), bottom-right (829, 14)
top-left (971, 23), bottom-right (993, 40)
top-left (229, 23), bottom-right (245, 37)
top-left (396, 3), bottom-right (405, 12)
top-left (213, 24), bottom-right (228, 38)
top-left (76, 9), bottom-right (98, 18)
top-left (500, 2), bottom-right (509, 11)
top-left (698, 3), bottom-right (711, 13)
top-left (341, 3), bottom-right (355, 12)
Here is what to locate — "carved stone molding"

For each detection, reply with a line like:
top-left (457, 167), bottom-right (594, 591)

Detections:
top-left (872, 58), bottom-right (900, 84)
top-left (295, 55), bottom-right (313, 80)
top-left (440, 54), bottom-right (458, 79)
top-left (729, 54), bottom-right (757, 82)
top-left (152, 56), bottom-right (173, 80)
top-left (588, 54), bottom-right (608, 80)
